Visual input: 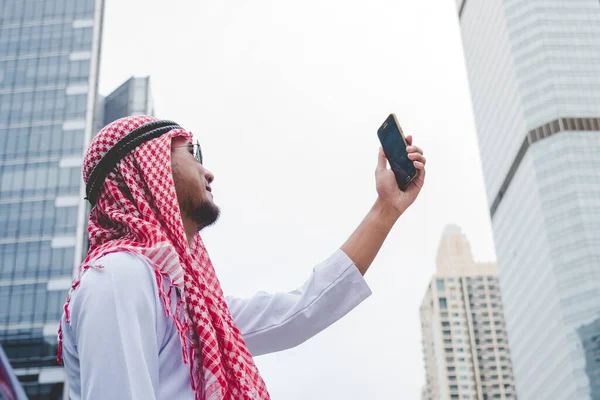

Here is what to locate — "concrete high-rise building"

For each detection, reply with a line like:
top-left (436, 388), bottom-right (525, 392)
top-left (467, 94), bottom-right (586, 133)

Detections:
top-left (0, 1), bottom-right (154, 398)
top-left (420, 225), bottom-right (516, 400)
top-left (454, 1), bottom-right (600, 399)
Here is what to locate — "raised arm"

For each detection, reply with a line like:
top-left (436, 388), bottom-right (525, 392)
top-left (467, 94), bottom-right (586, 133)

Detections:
top-left (226, 249), bottom-right (371, 356)
top-left (228, 138), bottom-right (425, 356)
top-left (341, 137), bottom-right (426, 275)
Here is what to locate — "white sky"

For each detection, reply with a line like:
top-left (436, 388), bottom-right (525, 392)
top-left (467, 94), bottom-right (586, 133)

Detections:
top-left (99, 0), bottom-right (496, 398)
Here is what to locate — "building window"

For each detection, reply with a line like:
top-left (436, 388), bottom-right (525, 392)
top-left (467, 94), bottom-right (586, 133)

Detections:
top-left (439, 298), bottom-right (448, 309)
top-left (437, 279), bottom-right (445, 291)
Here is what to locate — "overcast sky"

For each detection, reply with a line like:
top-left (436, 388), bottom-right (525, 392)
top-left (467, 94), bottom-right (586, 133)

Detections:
top-left (99, 0), bottom-right (495, 397)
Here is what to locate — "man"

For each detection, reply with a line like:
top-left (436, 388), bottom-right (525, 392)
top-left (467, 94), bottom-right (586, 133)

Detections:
top-left (58, 115), bottom-right (426, 399)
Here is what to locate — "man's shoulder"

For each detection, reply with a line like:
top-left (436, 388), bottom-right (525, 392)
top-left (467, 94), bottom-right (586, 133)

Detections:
top-left (65, 251), bottom-right (163, 343)
top-left (75, 251), bottom-right (158, 303)
top-left (92, 251), bottom-right (151, 271)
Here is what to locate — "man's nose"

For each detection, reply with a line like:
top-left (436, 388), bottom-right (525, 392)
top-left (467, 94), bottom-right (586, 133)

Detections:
top-left (204, 168), bottom-right (214, 184)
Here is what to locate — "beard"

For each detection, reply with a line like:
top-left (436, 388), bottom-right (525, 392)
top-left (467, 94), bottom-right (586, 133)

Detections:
top-left (189, 198), bottom-right (220, 230)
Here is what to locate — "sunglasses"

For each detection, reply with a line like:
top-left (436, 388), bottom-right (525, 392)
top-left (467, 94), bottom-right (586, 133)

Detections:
top-left (173, 140), bottom-right (203, 164)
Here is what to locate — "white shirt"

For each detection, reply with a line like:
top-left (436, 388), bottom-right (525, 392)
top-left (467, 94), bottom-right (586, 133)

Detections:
top-left (60, 249), bottom-right (371, 400)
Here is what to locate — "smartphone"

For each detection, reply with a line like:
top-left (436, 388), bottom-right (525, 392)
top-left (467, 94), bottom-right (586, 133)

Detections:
top-left (377, 113), bottom-right (417, 191)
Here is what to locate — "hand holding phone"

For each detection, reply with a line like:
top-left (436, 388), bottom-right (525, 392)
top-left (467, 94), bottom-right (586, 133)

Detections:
top-left (377, 113), bottom-right (417, 191)
top-left (374, 113), bottom-right (426, 215)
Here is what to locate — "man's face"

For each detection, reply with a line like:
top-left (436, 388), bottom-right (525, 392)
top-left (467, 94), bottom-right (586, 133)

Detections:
top-left (171, 137), bottom-right (220, 230)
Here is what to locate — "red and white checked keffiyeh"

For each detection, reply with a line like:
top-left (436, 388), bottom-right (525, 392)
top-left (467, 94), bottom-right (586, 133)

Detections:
top-left (57, 115), bottom-right (270, 400)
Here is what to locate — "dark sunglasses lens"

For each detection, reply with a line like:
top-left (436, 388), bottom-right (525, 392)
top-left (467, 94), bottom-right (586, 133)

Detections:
top-left (196, 143), bottom-right (203, 164)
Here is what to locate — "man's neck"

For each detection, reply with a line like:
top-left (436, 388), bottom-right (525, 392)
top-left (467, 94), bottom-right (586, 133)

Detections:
top-left (182, 218), bottom-right (198, 246)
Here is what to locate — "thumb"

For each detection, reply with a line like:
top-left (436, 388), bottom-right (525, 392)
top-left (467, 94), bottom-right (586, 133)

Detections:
top-left (377, 147), bottom-right (388, 171)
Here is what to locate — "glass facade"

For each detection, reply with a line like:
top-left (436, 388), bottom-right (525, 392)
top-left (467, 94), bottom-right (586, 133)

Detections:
top-left (456, 1), bottom-right (600, 399)
top-left (0, 0), bottom-right (104, 398)
top-left (102, 76), bottom-right (154, 126)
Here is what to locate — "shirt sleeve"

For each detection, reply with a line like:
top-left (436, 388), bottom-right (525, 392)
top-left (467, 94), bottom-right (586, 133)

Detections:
top-left (67, 252), bottom-right (161, 400)
top-left (225, 249), bottom-right (372, 356)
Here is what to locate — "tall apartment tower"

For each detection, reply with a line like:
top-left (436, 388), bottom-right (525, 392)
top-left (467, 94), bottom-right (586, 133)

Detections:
top-left (420, 225), bottom-right (516, 400)
top-left (454, 1), bottom-right (600, 398)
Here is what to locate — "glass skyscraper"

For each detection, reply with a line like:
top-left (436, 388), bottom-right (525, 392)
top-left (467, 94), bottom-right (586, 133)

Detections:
top-left (0, 0), bottom-right (104, 398)
top-left (101, 76), bottom-right (154, 127)
top-left (455, 1), bottom-right (600, 399)
top-left (0, 2), bottom-right (155, 399)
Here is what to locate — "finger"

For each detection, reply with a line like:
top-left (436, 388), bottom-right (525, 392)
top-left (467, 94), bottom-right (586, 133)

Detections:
top-left (411, 168), bottom-right (425, 189)
top-left (408, 152), bottom-right (426, 165)
top-left (377, 147), bottom-right (388, 171)
top-left (411, 163), bottom-right (426, 189)
top-left (405, 135), bottom-right (413, 146)
top-left (406, 144), bottom-right (423, 155)
top-left (413, 160), bottom-right (425, 170)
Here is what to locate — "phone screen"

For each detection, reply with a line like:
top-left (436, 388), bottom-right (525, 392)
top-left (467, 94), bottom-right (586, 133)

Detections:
top-left (377, 114), bottom-right (416, 190)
